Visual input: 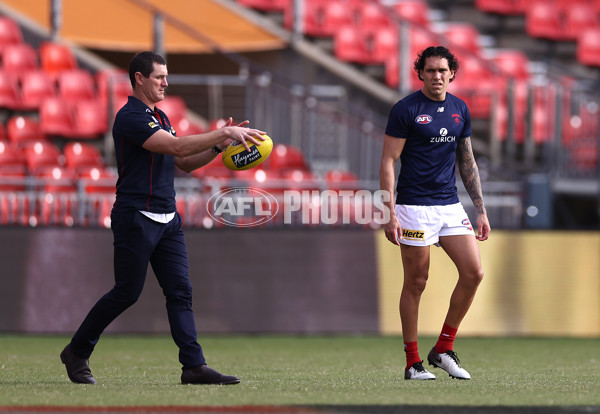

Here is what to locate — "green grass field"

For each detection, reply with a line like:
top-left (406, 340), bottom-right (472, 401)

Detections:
top-left (1, 334), bottom-right (599, 409)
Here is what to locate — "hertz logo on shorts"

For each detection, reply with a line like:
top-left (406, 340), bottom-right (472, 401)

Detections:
top-left (402, 229), bottom-right (425, 240)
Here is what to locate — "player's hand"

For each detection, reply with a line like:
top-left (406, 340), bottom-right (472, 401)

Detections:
top-left (476, 212), bottom-right (490, 241)
top-left (220, 117), bottom-right (266, 152)
top-left (384, 215), bottom-right (402, 246)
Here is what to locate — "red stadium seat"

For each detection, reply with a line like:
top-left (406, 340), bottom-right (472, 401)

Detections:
top-left (334, 25), bottom-right (372, 64)
top-left (71, 99), bottom-right (109, 139)
top-left (63, 142), bottom-right (104, 171)
top-left (370, 26), bottom-right (399, 65)
top-left (18, 70), bottom-right (56, 110)
top-left (96, 68), bottom-right (132, 114)
top-left (284, 0), bottom-right (352, 37)
top-left (39, 97), bottom-right (77, 138)
top-left (77, 166), bottom-right (117, 194)
top-left (173, 118), bottom-right (204, 136)
top-left (35, 165), bottom-right (77, 192)
top-left (208, 118), bottom-right (227, 131)
top-left (0, 139), bottom-right (25, 166)
top-left (350, 0), bottom-right (393, 31)
top-left (22, 140), bottom-right (62, 172)
top-left (448, 54), bottom-right (498, 118)
top-left (577, 27), bottom-right (600, 67)
top-left (156, 95), bottom-right (187, 125)
top-left (0, 70), bottom-right (20, 110)
top-left (0, 17), bottom-right (23, 50)
top-left (564, 3), bottom-right (599, 40)
top-left (6, 116), bottom-right (45, 146)
top-left (444, 23), bottom-right (482, 56)
top-left (191, 156), bottom-right (233, 181)
top-left (0, 162), bottom-right (27, 191)
top-left (267, 144), bottom-right (309, 171)
top-left (393, 1), bottom-right (430, 26)
top-left (525, 2), bottom-right (564, 41)
top-left (39, 41), bottom-right (78, 76)
top-left (1, 43), bottom-right (38, 74)
top-left (57, 69), bottom-right (96, 102)
top-left (324, 169), bottom-right (360, 190)
top-left (492, 50), bottom-right (530, 81)
top-left (474, 0), bottom-right (527, 15)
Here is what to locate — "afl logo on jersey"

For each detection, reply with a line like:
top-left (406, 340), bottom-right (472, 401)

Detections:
top-left (415, 114), bottom-right (432, 124)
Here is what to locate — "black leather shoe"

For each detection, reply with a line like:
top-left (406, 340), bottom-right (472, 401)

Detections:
top-left (181, 365), bottom-right (240, 385)
top-left (60, 344), bottom-right (97, 384)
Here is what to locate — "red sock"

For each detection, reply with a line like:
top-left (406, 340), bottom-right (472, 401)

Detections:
top-left (404, 341), bottom-right (421, 370)
top-left (434, 323), bottom-right (458, 354)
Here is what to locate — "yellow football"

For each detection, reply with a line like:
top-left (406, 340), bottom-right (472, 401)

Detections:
top-left (222, 134), bottom-right (273, 171)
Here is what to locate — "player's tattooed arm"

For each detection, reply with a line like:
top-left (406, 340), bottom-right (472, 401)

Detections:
top-left (457, 137), bottom-right (486, 216)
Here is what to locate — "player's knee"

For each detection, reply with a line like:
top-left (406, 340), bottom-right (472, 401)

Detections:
top-left (405, 274), bottom-right (429, 295)
top-left (463, 267), bottom-right (484, 288)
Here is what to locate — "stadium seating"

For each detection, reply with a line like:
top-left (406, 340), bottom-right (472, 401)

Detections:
top-left (191, 156), bottom-right (232, 181)
top-left (474, 0), bottom-right (527, 15)
top-left (350, 0), bottom-right (393, 31)
top-left (57, 69), bottom-right (96, 102)
top-left (333, 25), bottom-right (374, 64)
top-left (39, 97), bottom-right (77, 138)
top-left (19, 70), bottom-right (57, 110)
top-left (444, 23), bottom-right (482, 57)
top-left (577, 27), bottom-right (600, 67)
top-left (525, 2), bottom-right (564, 41)
top-left (0, 70), bottom-right (20, 110)
top-left (174, 118), bottom-right (205, 136)
top-left (70, 99), bottom-right (108, 139)
top-left (208, 118), bottom-right (227, 131)
top-left (491, 50), bottom-right (530, 80)
top-left (21, 140), bottom-right (62, 172)
top-left (63, 142), bottom-right (104, 171)
top-left (39, 41), bottom-right (78, 77)
top-left (0, 16), bottom-right (23, 50)
top-left (392, 0), bottom-right (431, 26)
top-left (324, 169), bottom-right (360, 190)
top-left (564, 3), bottom-right (599, 41)
top-left (283, 0), bottom-right (352, 37)
top-left (267, 144), bottom-right (309, 172)
top-left (0, 43), bottom-right (38, 74)
top-left (6, 116), bottom-right (45, 146)
top-left (95, 68), bottom-right (132, 114)
top-left (156, 95), bottom-right (187, 124)
top-left (34, 165), bottom-right (77, 193)
top-left (0, 139), bottom-right (25, 166)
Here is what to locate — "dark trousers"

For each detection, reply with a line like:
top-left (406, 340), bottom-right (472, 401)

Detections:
top-left (70, 210), bottom-right (206, 369)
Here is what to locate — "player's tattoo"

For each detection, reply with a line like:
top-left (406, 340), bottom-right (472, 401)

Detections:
top-left (457, 138), bottom-right (486, 215)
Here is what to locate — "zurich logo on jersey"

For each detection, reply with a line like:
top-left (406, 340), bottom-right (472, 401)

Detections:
top-left (415, 114), bottom-right (432, 124)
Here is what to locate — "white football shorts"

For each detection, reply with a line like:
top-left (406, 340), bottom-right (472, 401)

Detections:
top-left (394, 203), bottom-right (475, 247)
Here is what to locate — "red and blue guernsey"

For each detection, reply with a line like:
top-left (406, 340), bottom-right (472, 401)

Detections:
top-left (112, 96), bottom-right (177, 214)
top-left (385, 90), bottom-right (472, 206)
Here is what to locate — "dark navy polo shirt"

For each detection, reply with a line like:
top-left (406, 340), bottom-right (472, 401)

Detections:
top-left (112, 96), bottom-right (177, 214)
top-left (385, 90), bottom-right (472, 206)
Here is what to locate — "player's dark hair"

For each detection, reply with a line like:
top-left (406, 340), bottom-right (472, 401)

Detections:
top-left (129, 51), bottom-right (167, 88)
top-left (414, 46), bottom-right (459, 83)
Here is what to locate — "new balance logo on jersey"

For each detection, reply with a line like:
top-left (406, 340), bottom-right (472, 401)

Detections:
top-left (402, 229), bottom-right (425, 240)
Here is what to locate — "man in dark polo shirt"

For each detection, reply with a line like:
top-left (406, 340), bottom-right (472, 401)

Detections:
top-left (60, 51), bottom-right (265, 385)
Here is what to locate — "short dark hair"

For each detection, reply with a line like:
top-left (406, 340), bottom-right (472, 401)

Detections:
top-left (413, 46), bottom-right (459, 83)
top-left (128, 51), bottom-right (166, 88)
